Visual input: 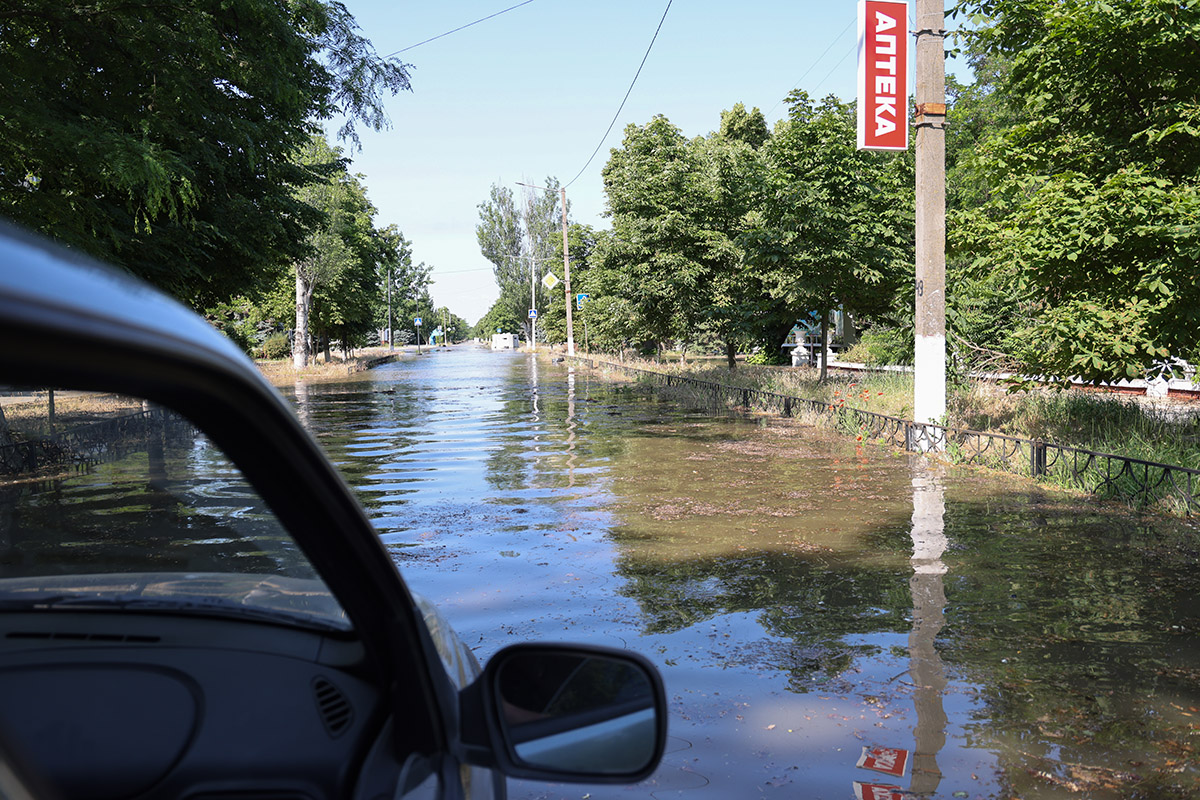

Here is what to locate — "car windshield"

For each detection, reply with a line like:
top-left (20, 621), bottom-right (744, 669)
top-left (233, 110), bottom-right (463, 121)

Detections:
top-left (0, 387), bottom-right (349, 632)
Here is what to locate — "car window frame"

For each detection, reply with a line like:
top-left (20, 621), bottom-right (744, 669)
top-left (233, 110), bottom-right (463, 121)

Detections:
top-left (0, 223), bottom-right (461, 761)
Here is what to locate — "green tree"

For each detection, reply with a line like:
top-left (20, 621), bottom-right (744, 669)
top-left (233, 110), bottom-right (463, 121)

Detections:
top-left (473, 302), bottom-right (524, 340)
top-left (599, 116), bottom-right (738, 359)
top-left (476, 185), bottom-right (528, 340)
top-left (476, 180), bottom-right (568, 344)
top-left (541, 223), bottom-right (598, 348)
top-left (741, 92), bottom-right (914, 380)
top-left (718, 103), bottom-right (770, 151)
top-left (949, 0), bottom-right (1200, 382)
top-left (291, 136), bottom-right (357, 367)
top-left (0, 0), bottom-right (409, 307)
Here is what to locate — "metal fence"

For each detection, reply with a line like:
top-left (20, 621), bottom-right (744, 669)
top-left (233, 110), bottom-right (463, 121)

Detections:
top-left (571, 357), bottom-right (1200, 516)
top-left (0, 409), bottom-right (196, 476)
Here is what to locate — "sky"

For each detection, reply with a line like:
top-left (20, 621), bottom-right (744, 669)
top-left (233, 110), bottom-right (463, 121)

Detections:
top-left (325, 1), bottom-right (964, 324)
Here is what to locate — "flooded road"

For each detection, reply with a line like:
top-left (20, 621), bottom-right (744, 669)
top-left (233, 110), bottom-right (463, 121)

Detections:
top-left (294, 347), bottom-right (1200, 800)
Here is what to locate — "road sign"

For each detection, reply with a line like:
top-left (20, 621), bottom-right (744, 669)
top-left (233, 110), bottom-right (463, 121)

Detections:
top-left (576, 293), bottom-right (590, 310)
top-left (542, 272), bottom-right (559, 290)
top-left (415, 317), bottom-right (422, 326)
top-left (528, 308), bottom-right (538, 319)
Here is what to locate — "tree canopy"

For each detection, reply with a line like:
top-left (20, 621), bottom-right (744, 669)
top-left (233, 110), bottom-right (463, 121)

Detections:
top-left (475, 179), bottom-right (567, 343)
top-left (948, 0), bottom-right (1200, 382)
top-left (0, 0), bottom-right (409, 308)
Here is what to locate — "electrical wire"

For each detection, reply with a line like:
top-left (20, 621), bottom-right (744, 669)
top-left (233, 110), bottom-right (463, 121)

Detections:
top-left (813, 41), bottom-right (858, 95)
top-left (563, 0), bottom-right (673, 189)
top-left (765, 16), bottom-right (856, 117)
top-left (434, 267), bottom-right (496, 275)
top-left (383, 1), bottom-right (537, 57)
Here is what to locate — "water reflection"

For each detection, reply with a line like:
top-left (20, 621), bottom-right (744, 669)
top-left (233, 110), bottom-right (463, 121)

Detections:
top-left (291, 350), bottom-right (1200, 799)
top-left (566, 367), bottom-right (578, 488)
top-left (907, 465), bottom-right (947, 796)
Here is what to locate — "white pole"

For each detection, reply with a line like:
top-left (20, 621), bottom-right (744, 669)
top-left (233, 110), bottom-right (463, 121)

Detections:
top-left (914, 0), bottom-right (947, 443)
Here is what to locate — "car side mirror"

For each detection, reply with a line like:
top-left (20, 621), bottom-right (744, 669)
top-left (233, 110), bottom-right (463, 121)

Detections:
top-left (459, 643), bottom-right (666, 783)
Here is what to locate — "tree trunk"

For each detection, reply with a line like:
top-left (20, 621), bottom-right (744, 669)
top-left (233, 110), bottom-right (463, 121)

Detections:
top-left (725, 340), bottom-right (737, 370)
top-left (819, 308), bottom-right (830, 383)
top-left (293, 271), bottom-right (310, 368)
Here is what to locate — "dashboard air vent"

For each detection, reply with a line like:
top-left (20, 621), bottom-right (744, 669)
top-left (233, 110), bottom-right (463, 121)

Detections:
top-left (312, 676), bottom-right (353, 737)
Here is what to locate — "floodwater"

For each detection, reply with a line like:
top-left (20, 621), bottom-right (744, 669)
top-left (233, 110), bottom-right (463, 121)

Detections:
top-left (293, 347), bottom-right (1200, 800)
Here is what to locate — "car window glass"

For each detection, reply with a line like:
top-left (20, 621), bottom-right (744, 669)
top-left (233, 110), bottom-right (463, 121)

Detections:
top-left (0, 388), bottom-right (349, 631)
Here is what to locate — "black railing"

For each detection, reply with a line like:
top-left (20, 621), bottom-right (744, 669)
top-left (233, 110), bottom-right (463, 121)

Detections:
top-left (0, 409), bottom-right (196, 476)
top-left (570, 357), bottom-right (1200, 516)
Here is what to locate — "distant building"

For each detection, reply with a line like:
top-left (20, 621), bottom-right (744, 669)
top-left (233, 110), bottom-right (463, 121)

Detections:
top-left (491, 333), bottom-right (518, 350)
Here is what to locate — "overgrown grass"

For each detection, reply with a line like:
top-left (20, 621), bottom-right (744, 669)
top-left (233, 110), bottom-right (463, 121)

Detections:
top-left (255, 348), bottom-right (400, 386)
top-left (646, 361), bottom-right (918, 420)
top-left (951, 383), bottom-right (1200, 471)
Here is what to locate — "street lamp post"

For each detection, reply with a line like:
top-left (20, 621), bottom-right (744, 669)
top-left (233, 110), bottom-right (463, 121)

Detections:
top-left (516, 182), bottom-right (574, 357)
top-left (385, 263), bottom-right (393, 351)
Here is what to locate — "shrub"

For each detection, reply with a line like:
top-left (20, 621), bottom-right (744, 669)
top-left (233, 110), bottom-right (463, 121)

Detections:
top-left (842, 327), bottom-right (913, 366)
top-left (260, 333), bottom-right (290, 360)
top-left (746, 348), bottom-right (789, 366)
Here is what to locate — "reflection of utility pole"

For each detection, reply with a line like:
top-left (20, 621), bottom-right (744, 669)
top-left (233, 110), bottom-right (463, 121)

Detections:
top-left (908, 466), bottom-right (948, 796)
top-left (566, 367), bottom-right (577, 487)
top-left (914, 0), bottom-right (947, 440)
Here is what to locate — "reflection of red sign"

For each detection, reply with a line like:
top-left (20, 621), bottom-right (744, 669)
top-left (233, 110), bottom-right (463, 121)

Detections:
top-left (856, 745), bottom-right (910, 777)
top-left (857, 0), bottom-right (909, 151)
top-left (853, 781), bottom-right (904, 800)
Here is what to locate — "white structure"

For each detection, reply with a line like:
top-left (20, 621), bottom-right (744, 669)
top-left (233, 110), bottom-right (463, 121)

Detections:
top-left (491, 333), bottom-right (518, 350)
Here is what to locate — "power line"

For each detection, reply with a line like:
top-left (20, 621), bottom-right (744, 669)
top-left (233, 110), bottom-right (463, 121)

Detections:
top-left (383, 1), bottom-right (537, 57)
top-left (564, 0), bottom-right (673, 189)
top-left (766, 17), bottom-right (855, 118)
top-left (433, 267), bottom-right (495, 275)
top-left (813, 41), bottom-right (858, 95)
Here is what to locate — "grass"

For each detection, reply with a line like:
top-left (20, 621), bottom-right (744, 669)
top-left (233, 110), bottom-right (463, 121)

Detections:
top-left (254, 347), bottom-right (401, 386)
top-left (950, 382), bottom-right (1200, 471)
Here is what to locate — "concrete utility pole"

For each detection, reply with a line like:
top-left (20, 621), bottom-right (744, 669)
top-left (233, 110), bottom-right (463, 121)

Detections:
top-left (385, 263), bottom-right (393, 351)
top-left (913, 0), bottom-right (947, 438)
top-left (517, 181), bottom-right (575, 356)
top-left (561, 187), bottom-right (574, 357)
top-left (529, 251), bottom-right (537, 352)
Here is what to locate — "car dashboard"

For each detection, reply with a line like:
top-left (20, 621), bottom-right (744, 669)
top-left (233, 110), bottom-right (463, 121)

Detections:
top-left (0, 610), bottom-right (397, 800)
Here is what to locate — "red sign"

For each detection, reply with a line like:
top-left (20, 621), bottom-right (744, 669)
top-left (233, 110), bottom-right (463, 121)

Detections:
top-left (856, 745), bottom-right (910, 777)
top-left (853, 782), bottom-right (904, 800)
top-left (857, 0), bottom-right (909, 151)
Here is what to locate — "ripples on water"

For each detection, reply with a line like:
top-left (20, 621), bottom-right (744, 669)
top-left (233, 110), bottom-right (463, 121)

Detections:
top-left (294, 347), bottom-right (1200, 800)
